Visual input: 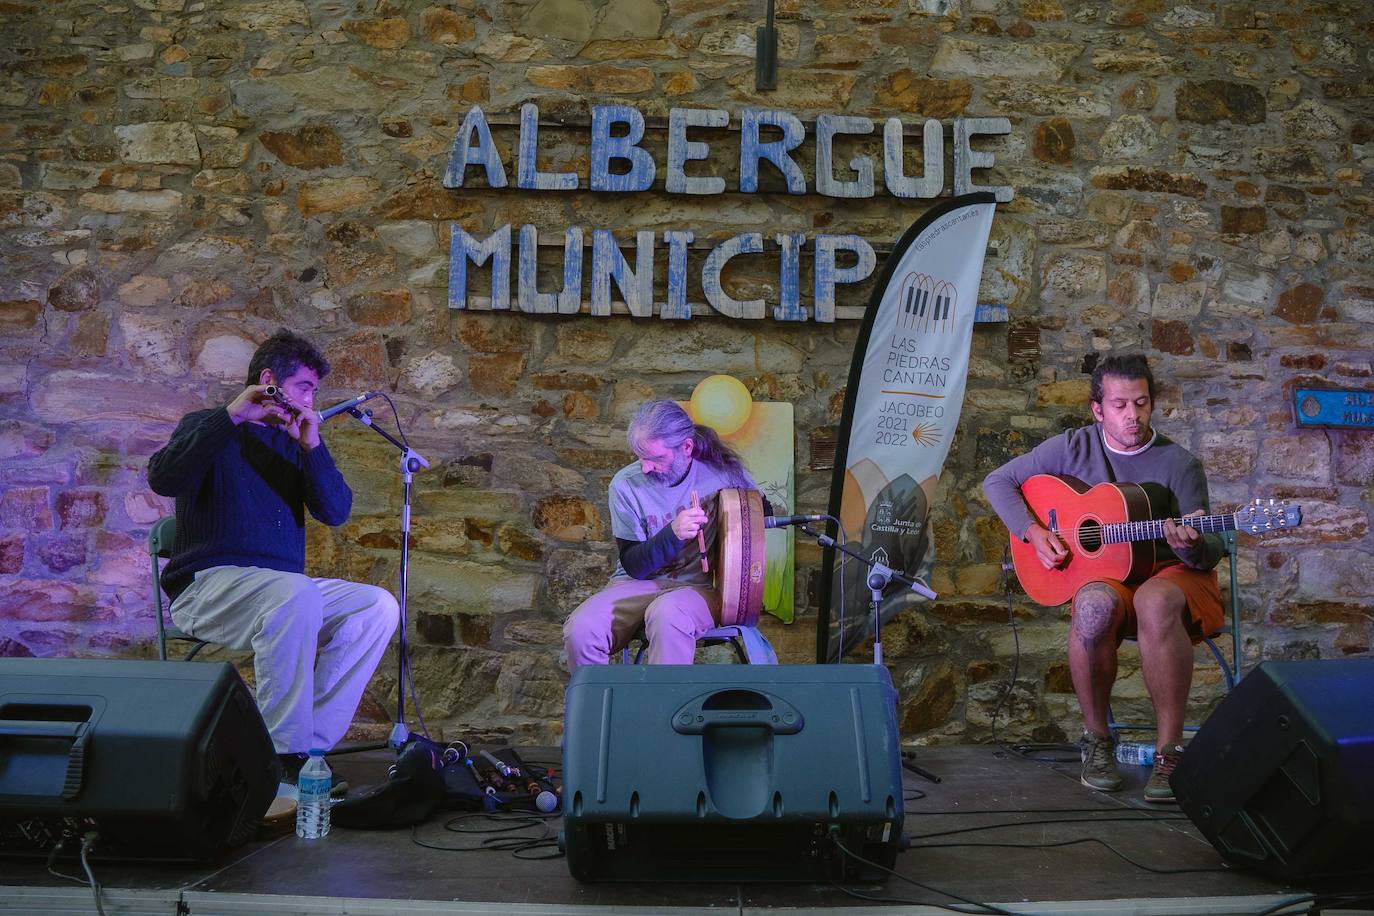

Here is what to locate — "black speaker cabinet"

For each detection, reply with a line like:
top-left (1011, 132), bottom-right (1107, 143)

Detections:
top-left (0, 658), bottom-right (279, 862)
top-left (560, 664), bottom-right (906, 882)
top-left (1172, 658), bottom-right (1374, 883)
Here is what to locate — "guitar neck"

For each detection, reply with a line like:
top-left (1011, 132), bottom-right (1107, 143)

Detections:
top-left (1102, 514), bottom-right (1234, 545)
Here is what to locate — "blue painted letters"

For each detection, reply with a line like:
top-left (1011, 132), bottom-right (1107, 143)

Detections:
top-left (450, 224), bottom-right (511, 309)
top-left (590, 105), bottom-right (656, 193)
top-left (517, 103), bottom-right (579, 191)
top-left (661, 230), bottom-right (695, 319)
top-left (703, 233), bottom-right (765, 319)
top-left (517, 225), bottom-right (583, 314)
top-left (591, 229), bottom-right (655, 316)
top-left (814, 234), bottom-right (876, 324)
top-left (666, 108), bottom-right (727, 195)
top-left (739, 108), bottom-right (806, 194)
top-left (816, 114), bottom-right (875, 199)
top-left (885, 118), bottom-right (943, 199)
top-left (443, 106), bottom-right (507, 189)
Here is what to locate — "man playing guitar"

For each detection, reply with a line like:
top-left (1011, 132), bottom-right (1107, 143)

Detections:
top-left (983, 354), bottom-right (1222, 803)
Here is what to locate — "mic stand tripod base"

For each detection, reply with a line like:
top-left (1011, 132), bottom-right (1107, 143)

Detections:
top-left (901, 749), bottom-right (942, 783)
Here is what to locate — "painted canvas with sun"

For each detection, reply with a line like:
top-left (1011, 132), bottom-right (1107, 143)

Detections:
top-left (682, 375), bottom-right (795, 623)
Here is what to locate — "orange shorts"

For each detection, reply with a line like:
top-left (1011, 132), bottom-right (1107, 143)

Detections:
top-left (1093, 563), bottom-right (1224, 643)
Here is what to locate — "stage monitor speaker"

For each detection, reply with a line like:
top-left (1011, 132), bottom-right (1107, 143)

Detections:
top-left (559, 664), bottom-right (906, 882)
top-left (1172, 658), bottom-right (1374, 883)
top-left (0, 658), bottom-right (279, 863)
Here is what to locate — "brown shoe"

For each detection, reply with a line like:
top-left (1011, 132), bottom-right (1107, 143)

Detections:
top-left (1079, 730), bottom-right (1124, 792)
top-left (1144, 744), bottom-right (1184, 803)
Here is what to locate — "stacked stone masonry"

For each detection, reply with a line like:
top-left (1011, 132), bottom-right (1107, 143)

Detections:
top-left (0, 0), bottom-right (1370, 746)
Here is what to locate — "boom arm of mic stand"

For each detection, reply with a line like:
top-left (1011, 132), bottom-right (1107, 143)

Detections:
top-left (798, 525), bottom-right (938, 600)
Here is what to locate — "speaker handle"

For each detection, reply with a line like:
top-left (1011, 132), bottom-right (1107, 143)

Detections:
top-left (0, 718), bottom-right (92, 800)
top-left (670, 690), bottom-right (805, 736)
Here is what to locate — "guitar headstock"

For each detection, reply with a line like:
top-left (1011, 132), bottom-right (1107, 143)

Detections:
top-left (1233, 499), bottom-right (1303, 535)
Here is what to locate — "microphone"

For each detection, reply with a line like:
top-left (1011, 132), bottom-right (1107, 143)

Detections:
top-left (480, 749), bottom-right (513, 778)
top-left (908, 579), bottom-right (938, 600)
top-left (764, 514), bottom-right (828, 529)
top-left (524, 778), bottom-right (559, 813)
top-left (316, 391), bottom-right (380, 422)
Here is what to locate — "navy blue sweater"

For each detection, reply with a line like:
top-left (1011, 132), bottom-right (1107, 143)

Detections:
top-left (147, 407), bottom-right (352, 599)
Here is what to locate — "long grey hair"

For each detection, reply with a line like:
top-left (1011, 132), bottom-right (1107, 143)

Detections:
top-left (627, 399), bottom-right (753, 489)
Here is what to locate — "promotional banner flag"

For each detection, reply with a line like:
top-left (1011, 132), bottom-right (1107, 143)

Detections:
top-left (817, 193), bottom-right (998, 662)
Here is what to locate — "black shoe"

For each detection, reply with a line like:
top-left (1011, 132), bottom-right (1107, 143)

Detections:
top-left (277, 753), bottom-right (308, 781)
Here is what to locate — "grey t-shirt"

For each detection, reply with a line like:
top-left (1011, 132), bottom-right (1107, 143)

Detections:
top-left (608, 458), bottom-right (759, 585)
top-left (982, 423), bottom-right (1220, 570)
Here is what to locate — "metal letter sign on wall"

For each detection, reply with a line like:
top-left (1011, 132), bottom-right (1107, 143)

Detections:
top-left (442, 104), bottom-right (1013, 323)
top-left (1294, 388), bottom-right (1374, 430)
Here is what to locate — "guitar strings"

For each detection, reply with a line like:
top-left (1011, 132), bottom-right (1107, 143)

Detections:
top-left (1068, 517), bottom-right (1226, 552)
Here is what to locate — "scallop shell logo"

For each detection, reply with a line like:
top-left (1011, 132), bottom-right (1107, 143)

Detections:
top-left (910, 422), bottom-right (942, 447)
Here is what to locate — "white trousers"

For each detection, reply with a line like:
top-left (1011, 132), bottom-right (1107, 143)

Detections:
top-left (170, 566), bottom-right (398, 754)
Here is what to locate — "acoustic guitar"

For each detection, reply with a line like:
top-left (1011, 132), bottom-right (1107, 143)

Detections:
top-left (1008, 474), bottom-right (1302, 607)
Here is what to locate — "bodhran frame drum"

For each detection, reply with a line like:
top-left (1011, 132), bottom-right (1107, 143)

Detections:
top-left (714, 487), bottom-right (766, 627)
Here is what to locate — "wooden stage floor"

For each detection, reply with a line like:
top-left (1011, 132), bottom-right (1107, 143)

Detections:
top-left (0, 744), bottom-right (1350, 915)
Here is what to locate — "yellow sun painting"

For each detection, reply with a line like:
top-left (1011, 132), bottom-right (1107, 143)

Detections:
top-left (681, 375), bottom-right (795, 622)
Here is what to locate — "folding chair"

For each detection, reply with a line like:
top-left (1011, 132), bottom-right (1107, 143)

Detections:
top-left (622, 623), bottom-right (779, 665)
top-left (149, 516), bottom-right (211, 661)
top-left (1108, 530), bottom-right (1244, 739)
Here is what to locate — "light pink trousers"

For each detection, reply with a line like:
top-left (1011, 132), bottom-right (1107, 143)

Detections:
top-left (563, 578), bottom-right (720, 670)
top-left (171, 565), bottom-right (398, 754)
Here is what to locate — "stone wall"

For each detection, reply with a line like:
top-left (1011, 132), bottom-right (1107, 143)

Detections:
top-left (1, 0), bottom-right (1370, 746)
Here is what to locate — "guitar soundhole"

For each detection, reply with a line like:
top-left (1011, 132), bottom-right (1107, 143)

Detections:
top-left (1077, 518), bottom-right (1104, 554)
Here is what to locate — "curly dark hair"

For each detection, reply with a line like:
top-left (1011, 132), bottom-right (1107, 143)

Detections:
top-left (1089, 353), bottom-right (1155, 404)
top-left (244, 328), bottom-right (330, 387)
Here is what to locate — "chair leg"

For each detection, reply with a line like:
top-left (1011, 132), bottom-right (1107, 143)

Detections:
top-left (734, 626), bottom-right (778, 664)
top-left (1204, 637), bottom-right (1234, 692)
top-left (727, 638), bottom-right (748, 664)
top-left (631, 626), bottom-right (778, 665)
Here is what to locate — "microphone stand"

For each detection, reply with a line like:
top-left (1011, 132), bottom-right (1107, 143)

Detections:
top-left (796, 523), bottom-right (936, 667)
top-left (345, 405), bottom-right (429, 750)
top-left (796, 521), bottom-right (942, 784)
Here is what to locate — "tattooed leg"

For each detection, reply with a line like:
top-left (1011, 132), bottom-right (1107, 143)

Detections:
top-left (1069, 582), bottom-right (1126, 738)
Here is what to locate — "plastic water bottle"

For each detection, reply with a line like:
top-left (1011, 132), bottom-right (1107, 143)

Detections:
top-left (295, 749), bottom-right (331, 839)
top-left (1115, 741), bottom-right (1155, 766)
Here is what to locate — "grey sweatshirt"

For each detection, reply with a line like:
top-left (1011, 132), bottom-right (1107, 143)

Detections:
top-left (982, 424), bottom-right (1221, 571)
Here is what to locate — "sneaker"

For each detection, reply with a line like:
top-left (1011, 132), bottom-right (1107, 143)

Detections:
top-left (1079, 730), bottom-right (1124, 792)
top-left (1144, 744), bottom-right (1184, 803)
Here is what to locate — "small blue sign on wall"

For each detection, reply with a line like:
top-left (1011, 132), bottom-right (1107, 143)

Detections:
top-left (1294, 388), bottom-right (1374, 430)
